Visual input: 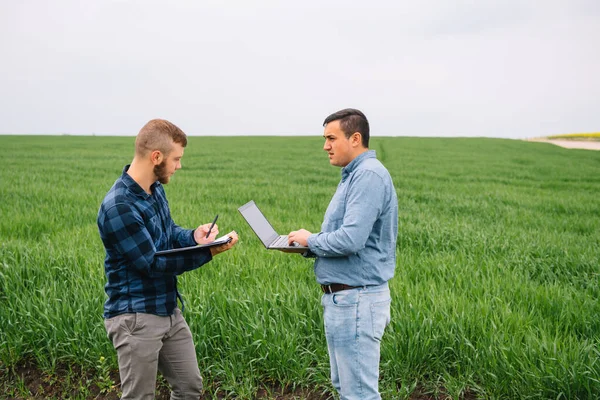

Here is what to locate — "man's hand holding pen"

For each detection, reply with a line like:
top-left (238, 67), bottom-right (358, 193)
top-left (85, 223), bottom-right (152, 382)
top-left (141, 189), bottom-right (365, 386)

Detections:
top-left (193, 215), bottom-right (238, 256)
top-left (194, 222), bottom-right (219, 244)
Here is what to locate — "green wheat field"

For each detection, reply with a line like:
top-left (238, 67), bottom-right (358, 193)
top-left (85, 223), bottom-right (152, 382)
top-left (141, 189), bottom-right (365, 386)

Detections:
top-left (1, 135), bottom-right (599, 399)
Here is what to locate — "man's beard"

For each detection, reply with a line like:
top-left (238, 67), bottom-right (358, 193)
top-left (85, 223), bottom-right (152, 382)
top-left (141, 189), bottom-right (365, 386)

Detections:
top-left (154, 161), bottom-right (170, 184)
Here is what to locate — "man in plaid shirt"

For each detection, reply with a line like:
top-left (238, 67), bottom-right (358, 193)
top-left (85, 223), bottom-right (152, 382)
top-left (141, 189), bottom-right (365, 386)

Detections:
top-left (97, 119), bottom-right (238, 399)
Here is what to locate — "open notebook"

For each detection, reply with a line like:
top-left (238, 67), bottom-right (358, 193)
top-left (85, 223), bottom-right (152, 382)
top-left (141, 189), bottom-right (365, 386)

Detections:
top-left (155, 234), bottom-right (232, 255)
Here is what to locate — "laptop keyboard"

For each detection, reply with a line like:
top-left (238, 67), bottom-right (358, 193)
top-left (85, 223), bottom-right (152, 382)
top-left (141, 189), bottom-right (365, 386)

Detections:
top-left (272, 235), bottom-right (291, 247)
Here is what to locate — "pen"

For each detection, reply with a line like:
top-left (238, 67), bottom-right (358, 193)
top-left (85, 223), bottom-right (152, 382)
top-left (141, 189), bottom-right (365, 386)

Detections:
top-left (206, 214), bottom-right (218, 239)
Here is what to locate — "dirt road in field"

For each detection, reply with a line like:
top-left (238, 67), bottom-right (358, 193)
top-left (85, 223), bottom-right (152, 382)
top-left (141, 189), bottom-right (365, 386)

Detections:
top-left (526, 138), bottom-right (600, 151)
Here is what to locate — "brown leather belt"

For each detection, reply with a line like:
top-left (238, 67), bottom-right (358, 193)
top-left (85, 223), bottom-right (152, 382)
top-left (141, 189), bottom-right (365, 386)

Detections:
top-left (321, 283), bottom-right (360, 294)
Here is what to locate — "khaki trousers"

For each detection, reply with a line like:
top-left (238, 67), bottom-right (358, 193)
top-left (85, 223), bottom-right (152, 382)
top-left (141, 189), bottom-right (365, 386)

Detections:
top-left (104, 308), bottom-right (203, 399)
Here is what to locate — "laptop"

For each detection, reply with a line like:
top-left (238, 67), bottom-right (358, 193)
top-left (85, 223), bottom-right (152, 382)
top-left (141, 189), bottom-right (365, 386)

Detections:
top-left (238, 200), bottom-right (309, 252)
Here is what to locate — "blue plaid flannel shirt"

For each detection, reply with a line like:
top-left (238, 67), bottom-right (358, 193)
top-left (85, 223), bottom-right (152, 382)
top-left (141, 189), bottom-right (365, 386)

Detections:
top-left (98, 165), bottom-right (212, 318)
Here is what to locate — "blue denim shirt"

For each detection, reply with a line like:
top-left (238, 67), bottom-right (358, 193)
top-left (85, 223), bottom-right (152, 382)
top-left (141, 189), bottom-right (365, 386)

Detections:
top-left (307, 150), bottom-right (398, 286)
top-left (97, 165), bottom-right (212, 318)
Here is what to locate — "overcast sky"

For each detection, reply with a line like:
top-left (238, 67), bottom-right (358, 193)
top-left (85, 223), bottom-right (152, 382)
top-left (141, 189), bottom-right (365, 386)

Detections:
top-left (1, 1), bottom-right (599, 138)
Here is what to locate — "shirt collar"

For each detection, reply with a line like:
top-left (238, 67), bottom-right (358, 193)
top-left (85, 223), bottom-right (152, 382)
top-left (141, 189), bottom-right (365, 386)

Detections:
top-left (341, 150), bottom-right (376, 180)
top-left (121, 164), bottom-right (160, 199)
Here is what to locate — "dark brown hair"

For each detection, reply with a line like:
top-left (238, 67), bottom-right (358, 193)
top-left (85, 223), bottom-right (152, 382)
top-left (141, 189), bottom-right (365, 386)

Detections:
top-left (323, 108), bottom-right (370, 148)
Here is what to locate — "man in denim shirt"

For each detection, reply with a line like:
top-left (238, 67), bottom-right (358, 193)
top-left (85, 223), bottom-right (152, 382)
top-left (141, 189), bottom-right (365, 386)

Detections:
top-left (289, 109), bottom-right (398, 400)
top-left (97, 119), bottom-right (238, 399)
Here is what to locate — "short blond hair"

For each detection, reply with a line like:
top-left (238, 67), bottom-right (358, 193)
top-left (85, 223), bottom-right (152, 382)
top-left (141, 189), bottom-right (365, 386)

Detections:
top-left (135, 119), bottom-right (187, 156)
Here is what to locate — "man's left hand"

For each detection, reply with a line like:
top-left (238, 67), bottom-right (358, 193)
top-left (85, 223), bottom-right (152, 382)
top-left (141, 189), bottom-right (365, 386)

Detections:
top-left (210, 231), bottom-right (239, 256)
top-left (288, 229), bottom-right (312, 247)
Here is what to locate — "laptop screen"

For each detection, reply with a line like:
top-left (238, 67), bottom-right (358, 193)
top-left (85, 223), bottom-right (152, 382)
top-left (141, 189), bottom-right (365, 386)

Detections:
top-left (238, 200), bottom-right (279, 247)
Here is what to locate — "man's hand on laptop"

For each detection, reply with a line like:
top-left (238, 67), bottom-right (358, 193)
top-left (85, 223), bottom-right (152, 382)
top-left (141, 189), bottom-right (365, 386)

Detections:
top-left (288, 229), bottom-right (311, 247)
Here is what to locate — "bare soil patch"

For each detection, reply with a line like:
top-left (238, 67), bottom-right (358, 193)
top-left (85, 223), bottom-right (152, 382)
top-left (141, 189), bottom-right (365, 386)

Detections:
top-left (0, 361), bottom-right (333, 400)
top-left (526, 138), bottom-right (600, 150)
top-left (0, 362), bottom-right (478, 399)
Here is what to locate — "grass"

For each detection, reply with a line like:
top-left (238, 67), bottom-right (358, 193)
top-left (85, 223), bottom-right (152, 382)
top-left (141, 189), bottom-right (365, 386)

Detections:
top-left (1, 135), bottom-right (599, 399)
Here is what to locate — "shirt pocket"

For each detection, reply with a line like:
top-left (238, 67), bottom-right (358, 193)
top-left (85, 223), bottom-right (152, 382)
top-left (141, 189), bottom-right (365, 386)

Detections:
top-left (323, 202), bottom-right (345, 227)
top-left (147, 214), bottom-right (165, 245)
top-left (323, 188), bottom-right (346, 225)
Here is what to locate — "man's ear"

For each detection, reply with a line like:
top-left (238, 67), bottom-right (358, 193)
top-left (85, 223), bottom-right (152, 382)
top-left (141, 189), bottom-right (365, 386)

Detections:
top-left (351, 132), bottom-right (362, 147)
top-left (150, 150), bottom-right (163, 165)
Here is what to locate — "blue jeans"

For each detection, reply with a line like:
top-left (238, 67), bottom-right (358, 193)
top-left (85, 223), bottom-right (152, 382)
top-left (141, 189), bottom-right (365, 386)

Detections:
top-left (321, 283), bottom-right (391, 400)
